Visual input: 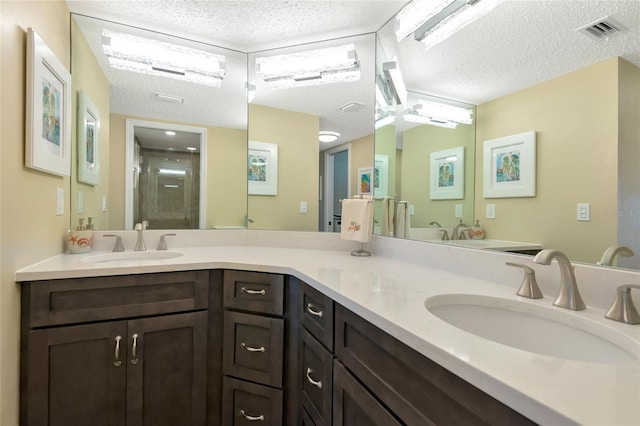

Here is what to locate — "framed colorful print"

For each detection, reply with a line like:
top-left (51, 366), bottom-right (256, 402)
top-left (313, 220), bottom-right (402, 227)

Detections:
top-left (373, 154), bottom-right (389, 199)
top-left (248, 141), bottom-right (278, 195)
top-left (77, 90), bottom-right (100, 185)
top-left (25, 27), bottom-right (72, 176)
top-left (429, 146), bottom-right (464, 200)
top-left (483, 131), bottom-right (536, 198)
top-left (358, 167), bottom-right (373, 196)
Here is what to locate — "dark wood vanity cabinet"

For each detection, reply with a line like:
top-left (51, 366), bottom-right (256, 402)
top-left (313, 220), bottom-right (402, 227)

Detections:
top-left (20, 271), bottom-right (209, 426)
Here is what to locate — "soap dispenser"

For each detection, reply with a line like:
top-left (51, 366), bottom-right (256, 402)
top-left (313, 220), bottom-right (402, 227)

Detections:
top-left (470, 220), bottom-right (485, 240)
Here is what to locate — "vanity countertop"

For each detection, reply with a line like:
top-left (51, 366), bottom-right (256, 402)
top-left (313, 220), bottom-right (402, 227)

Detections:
top-left (15, 245), bottom-right (640, 426)
top-left (424, 238), bottom-right (543, 251)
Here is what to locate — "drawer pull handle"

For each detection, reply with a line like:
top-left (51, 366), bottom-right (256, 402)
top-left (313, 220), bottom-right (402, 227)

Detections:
top-left (241, 342), bottom-right (266, 353)
top-left (241, 287), bottom-right (266, 296)
top-left (306, 303), bottom-right (324, 318)
top-left (240, 410), bottom-right (264, 421)
top-left (114, 336), bottom-right (122, 367)
top-left (131, 333), bottom-right (139, 365)
top-left (306, 367), bottom-right (323, 389)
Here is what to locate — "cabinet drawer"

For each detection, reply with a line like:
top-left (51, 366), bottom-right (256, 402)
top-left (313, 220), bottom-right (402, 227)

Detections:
top-left (299, 327), bottom-right (333, 426)
top-left (223, 311), bottom-right (284, 388)
top-left (222, 376), bottom-right (283, 426)
top-left (25, 271), bottom-right (209, 327)
top-left (335, 305), bottom-right (535, 426)
top-left (223, 270), bottom-right (284, 315)
top-left (333, 361), bottom-right (401, 426)
top-left (300, 282), bottom-right (334, 351)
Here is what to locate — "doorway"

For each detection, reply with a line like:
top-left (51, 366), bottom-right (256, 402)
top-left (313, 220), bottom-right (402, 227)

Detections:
top-left (323, 145), bottom-right (350, 232)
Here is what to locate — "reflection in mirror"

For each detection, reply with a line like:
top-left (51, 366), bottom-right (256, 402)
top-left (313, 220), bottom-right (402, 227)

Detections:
top-left (375, 0), bottom-right (640, 270)
top-left (247, 34), bottom-right (376, 231)
top-left (70, 14), bottom-right (248, 230)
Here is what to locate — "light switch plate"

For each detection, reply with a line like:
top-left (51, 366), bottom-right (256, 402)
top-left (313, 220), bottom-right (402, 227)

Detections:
top-left (486, 203), bottom-right (496, 219)
top-left (577, 203), bottom-right (590, 221)
top-left (455, 204), bottom-right (463, 218)
top-left (102, 196), bottom-right (108, 212)
top-left (300, 201), bottom-right (308, 214)
top-left (409, 205), bottom-right (415, 216)
top-left (56, 187), bottom-right (64, 216)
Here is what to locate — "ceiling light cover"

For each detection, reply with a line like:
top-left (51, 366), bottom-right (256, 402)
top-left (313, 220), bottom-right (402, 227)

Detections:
top-left (102, 29), bottom-right (226, 87)
top-left (382, 61), bottom-right (407, 105)
top-left (256, 44), bottom-right (360, 89)
top-left (418, 99), bottom-right (473, 124)
top-left (395, 0), bottom-right (456, 41)
top-left (319, 131), bottom-right (340, 143)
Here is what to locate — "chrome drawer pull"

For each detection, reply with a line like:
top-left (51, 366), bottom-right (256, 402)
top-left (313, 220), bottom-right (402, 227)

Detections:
top-left (240, 409), bottom-right (264, 421)
top-left (306, 367), bottom-right (323, 389)
top-left (114, 336), bottom-right (122, 367)
top-left (241, 287), bottom-right (266, 296)
top-left (131, 333), bottom-right (139, 365)
top-left (241, 342), bottom-right (266, 353)
top-left (306, 303), bottom-right (323, 318)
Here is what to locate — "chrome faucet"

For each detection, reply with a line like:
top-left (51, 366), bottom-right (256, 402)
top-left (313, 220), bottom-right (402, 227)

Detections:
top-left (598, 245), bottom-right (635, 266)
top-left (452, 221), bottom-right (468, 240)
top-left (134, 221), bottom-right (148, 251)
top-left (533, 249), bottom-right (586, 310)
top-left (605, 285), bottom-right (640, 324)
top-left (157, 233), bottom-right (176, 250)
top-left (104, 234), bottom-right (125, 252)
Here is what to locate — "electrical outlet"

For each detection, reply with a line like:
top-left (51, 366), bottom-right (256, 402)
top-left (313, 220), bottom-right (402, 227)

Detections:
top-left (56, 187), bottom-right (64, 216)
top-left (300, 201), bottom-right (308, 214)
top-left (486, 203), bottom-right (496, 219)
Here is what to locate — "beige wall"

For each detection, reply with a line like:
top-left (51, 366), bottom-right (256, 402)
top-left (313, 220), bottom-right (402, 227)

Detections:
top-left (475, 58), bottom-right (620, 263)
top-left (402, 122), bottom-right (476, 228)
top-left (109, 114), bottom-right (248, 229)
top-left (1, 1), bottom-right (71, 424)
top-left (248, 104), bottom-right (319, 231)
top-left (70, 18), bottom-right (110, 231)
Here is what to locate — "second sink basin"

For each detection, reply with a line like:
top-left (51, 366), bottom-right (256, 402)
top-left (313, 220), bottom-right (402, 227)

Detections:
top-left (425, 294), bottom-right (640, 364)
top-left (81, 251), bottom-right (183, 264)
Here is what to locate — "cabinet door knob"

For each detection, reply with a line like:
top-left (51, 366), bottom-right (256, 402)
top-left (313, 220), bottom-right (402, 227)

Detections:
top-left (306, 367), bottom-right (323, 389)
top-left (131, 333), bottom-right (139, 365)
top-left (306, 303), bottom-right (324, 318)
top-left (241, 286), bottom-right (266, 296)
top-left (240, 409), bottom-right (265, 421)
top-left (240, 342), bottom-right (266, 353)
top-left (114, 335), bottom-right (122, 367)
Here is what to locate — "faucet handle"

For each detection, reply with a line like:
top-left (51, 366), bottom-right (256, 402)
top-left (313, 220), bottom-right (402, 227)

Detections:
top-left (104, 234), bottom-right (125, 252)
top-left (506, 262), bottom-right (543, 299)
top-left (157, 233), bottom-right (176, 251)
top-left (605, 284), bottom-right (640, 324)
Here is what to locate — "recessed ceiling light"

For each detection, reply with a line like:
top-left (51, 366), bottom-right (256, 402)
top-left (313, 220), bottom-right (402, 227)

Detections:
top-left (319, 131), bottom-right (340, 143)
top-left (165, 131), bottom-right (176, 136)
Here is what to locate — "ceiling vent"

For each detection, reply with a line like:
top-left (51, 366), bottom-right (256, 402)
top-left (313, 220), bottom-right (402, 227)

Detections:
top-left (338, 101), bottom-right (365, 112)
top-left (576, 16), bottom-right (626, 41)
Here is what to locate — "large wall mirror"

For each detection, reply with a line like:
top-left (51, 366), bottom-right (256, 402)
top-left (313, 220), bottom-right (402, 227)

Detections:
top-left (375, 0), bottom-right (640, 270)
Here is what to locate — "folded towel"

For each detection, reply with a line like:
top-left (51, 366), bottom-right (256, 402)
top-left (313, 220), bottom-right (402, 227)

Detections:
top-left (395, 202), bottom-right (411, 239)
top-left (341, 198), bottom-right (374, 243)
top-left (380, 197), bottom-right (395, 237)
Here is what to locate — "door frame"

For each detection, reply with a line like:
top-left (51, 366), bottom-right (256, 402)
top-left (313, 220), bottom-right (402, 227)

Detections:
top-left (323, 144), bottom-right (351, 232)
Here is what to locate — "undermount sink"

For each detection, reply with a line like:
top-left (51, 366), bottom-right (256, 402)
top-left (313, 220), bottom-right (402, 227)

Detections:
top-left (425, 294), bottom-right (640, 364)
top-left (81, 251), bottom-right (183, 264)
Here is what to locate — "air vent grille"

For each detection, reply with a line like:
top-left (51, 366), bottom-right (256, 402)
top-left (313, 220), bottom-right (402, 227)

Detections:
top-left (577, 16), bottom-right (626, 41)
top-left (338, 101), bottom-right (365, 112)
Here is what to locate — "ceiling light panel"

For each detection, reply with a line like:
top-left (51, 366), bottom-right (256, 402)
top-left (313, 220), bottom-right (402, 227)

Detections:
top-left (102, 29), bottom-right (226, 87)
top-left (255, 44), bottom-right (360, 89)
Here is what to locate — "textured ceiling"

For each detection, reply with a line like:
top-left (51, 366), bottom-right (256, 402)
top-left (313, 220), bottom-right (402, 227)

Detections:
top-left (67, 0), bottom-right (640, 150)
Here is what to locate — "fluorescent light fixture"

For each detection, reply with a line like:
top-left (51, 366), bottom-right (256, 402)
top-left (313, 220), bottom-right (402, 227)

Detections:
top-left (382, 61), bottom-right (407, 105)
top-left (158, 168), bottom-right (187, 176)
top-left (376, 74), bottom-right (393, 106)
top-left (255, 44), bottom-right (360, 89)
top-left (319, 131), bottom-right (340, 143)
top-left (404, 112), bottom-right (458, 128)
top-left (155, 93), bottom-right (184, 104)
top-left (102, 29), bottom-right (226, 87)
top-left (404, 99), bottom-right (473, 128)
top-left (396, 0), bottom-right (455, 41)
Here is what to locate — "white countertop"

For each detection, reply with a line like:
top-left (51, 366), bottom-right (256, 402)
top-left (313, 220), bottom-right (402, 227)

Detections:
top-left (15, 244), bottom-right (640, 425)
top-left (424, 238), bottom-right (542, 252)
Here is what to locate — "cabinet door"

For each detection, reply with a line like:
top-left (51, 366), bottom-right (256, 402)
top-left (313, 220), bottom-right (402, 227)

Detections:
top-left (126, 311), bottom-right (207, 426)
top-left (25, 321), bottom-right (127, 426)
top-left (332, 361), bottom-right (402, 426)
top-left (299, 327), bottom-right (333, 426)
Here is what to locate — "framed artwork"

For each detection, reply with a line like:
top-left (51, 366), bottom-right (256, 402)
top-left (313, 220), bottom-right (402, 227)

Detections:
top-left (430, 146), bottom-right (464, 200)
top-left (25, 27), bottom-right (72, 176)
top-left (248, 141), bottom-right (278, 195)
top-left (483, 131), bottom-right (536, 198)
top-left (358, 167), bottom-right (373, 196)
top-left (374, 154), bottom-right (389, 199)
top-left (77, 90), bottom-right (100, 185)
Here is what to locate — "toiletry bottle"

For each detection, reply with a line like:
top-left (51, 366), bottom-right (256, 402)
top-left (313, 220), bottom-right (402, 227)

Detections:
top-left (470, 219), bottom-right (485, 240)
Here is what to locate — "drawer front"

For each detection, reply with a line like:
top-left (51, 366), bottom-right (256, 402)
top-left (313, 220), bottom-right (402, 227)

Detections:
top-left (299, 327), bottom-right (333, 426)
top-left (332, 361), bottom-right (402, 426)
top-left (222, 376), bottom-right (283, 426)
top-left (27, 271), bottom-right (209, 327)
top-left (224, 270), bottom-right (284, 315)
top-left (300, 282), bottom-right (334, 351)
top-left (223, 311), bottom-right (284, 388)
top-left (335, 305), bottom-right (535, 426)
